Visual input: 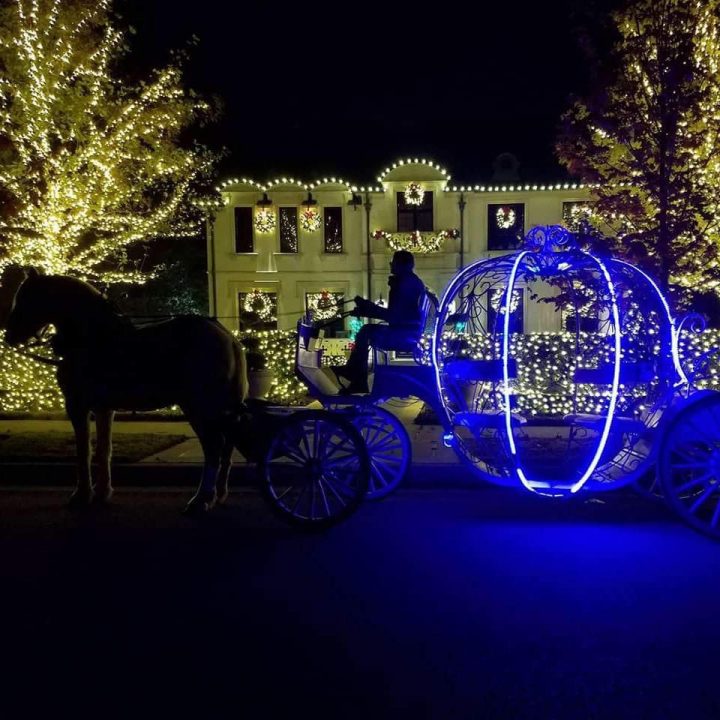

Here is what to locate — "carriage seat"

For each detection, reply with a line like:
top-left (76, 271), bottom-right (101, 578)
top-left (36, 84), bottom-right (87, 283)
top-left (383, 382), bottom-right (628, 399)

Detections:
top-left (564, 413), bottom-right (647, 435)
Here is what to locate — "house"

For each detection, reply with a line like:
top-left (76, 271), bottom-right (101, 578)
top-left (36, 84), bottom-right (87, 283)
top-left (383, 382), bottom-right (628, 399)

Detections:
top-left (207, 158), bottom-right (593, 337)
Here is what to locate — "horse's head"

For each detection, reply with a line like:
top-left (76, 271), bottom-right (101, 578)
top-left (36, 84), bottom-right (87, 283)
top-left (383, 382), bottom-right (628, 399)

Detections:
top-left (4, 268), bottom-right (52, 346)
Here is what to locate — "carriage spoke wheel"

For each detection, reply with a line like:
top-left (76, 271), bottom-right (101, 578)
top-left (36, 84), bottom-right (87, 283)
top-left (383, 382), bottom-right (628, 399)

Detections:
top-left (658, 394), bottom-right (720, 539)
top-left (350, 407), bottom-right (411, 500)
top-left (259, 410), bottom-right (370, 529)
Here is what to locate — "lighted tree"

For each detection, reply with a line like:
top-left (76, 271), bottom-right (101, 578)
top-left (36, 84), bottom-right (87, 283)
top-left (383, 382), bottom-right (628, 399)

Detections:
top-left (557, 0), bottom-right (720, 300)
top-left (0, 0), bottom-right (217, 283)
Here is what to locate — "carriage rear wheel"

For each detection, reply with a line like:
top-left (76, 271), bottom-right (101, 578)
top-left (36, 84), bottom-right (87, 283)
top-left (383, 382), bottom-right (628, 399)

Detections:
top-left (350, 407), bottom-right (411, 500)
top-left (658, 393), bottom-right (720, 539)
top-left (259, 409), bottom-right (370, 529)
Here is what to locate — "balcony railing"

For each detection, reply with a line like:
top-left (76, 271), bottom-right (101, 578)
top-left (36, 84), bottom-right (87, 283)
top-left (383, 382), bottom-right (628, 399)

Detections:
top-left (371, 229), bottom-right (460, 254)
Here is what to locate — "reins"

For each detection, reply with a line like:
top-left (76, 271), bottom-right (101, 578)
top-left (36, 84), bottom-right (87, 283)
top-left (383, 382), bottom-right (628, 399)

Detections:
top-left (12, 339), bottom-right (61, 367)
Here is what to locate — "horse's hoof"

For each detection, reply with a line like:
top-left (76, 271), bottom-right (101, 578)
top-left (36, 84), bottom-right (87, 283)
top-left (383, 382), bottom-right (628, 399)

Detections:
top-left (216, 488), bottom-right (229, 505)
top-left (182, 491), bottom-right (217, 515)
top-left (68, 488), bottom-right (94, 509)
top-left (92, 486), bottom-right (114, 504)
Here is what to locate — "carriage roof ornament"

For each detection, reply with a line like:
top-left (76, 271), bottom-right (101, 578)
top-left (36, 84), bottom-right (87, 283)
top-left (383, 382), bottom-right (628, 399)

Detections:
top-left (524, 224), bottom-right (576, 254)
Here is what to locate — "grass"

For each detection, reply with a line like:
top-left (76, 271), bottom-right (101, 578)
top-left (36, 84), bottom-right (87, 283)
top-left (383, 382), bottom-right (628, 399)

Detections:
top-left (0, 432), bottom-right (192, 463)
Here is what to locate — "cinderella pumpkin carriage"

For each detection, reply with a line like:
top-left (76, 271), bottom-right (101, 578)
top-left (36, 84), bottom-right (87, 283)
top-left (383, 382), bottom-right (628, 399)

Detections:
top-left (290, 224), bottom-right (720, 538)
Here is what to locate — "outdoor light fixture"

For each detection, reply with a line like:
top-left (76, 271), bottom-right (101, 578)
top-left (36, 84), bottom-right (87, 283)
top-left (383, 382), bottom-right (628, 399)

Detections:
top-left (347, 192), bottom-right (362, 209)
top-left (256, 192), bottom-right (273, 207)
top-left (301, 192), bottom-right (317, 207)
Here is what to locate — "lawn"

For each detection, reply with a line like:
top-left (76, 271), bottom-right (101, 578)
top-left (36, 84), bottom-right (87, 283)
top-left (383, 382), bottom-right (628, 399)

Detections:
top-left (0, 432), bottom-right (191, 463)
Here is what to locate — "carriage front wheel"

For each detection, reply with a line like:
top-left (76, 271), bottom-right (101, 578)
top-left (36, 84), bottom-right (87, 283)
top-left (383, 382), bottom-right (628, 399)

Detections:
top-left (658, 393), bottom-right (720, 539)
top-left (259, 409), bottom-right (370, 529)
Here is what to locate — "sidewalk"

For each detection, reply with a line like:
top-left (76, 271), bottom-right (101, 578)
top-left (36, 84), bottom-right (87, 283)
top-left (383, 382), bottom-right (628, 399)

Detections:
top-left (0, 400), bottom-right (463, 489)
top-left (134, 399), bottom-right (458, 466)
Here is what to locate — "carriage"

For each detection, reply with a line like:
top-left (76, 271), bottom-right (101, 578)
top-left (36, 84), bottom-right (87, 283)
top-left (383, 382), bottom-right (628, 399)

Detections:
top-left (265, 224), bottom-right (720, 538)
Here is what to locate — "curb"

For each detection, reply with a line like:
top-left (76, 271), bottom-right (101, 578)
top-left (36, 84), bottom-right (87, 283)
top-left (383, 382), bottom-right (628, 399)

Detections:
top-left (0, 461), bottom-right (473, 490)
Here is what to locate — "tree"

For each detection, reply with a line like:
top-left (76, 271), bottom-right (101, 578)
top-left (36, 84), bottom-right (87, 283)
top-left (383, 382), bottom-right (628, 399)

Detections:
top-left (0, 0), bottom-right (217, 284)
top-left (557, 0), bottom-right (720, 301)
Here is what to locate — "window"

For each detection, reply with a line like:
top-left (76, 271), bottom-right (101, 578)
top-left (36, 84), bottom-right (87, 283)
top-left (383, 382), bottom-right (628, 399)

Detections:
top-left (562, 201), bottom-right (594, 233)
top-left (238, 290), bottom-right (277, 331)
top-left (324, 207), bottom-right (343, 253)
top-left (305, 292), bottom-right (345, 337)
top-left (279, 207), bottom-right (298, 253)
top-left (487, 288), bottom-right (524, 333)
top-left (234, 207), bottom-right (254, 253)
top-left (397, 191), bottom-right (433, 232)
top-left (487, 203), bottom-right (525, 250)
top-left (561, 280), bottom-right (599, 332)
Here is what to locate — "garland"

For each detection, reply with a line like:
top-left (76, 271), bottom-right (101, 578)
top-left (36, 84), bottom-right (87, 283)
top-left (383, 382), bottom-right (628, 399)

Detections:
top-left (403, 182), bottom-right (425, 206)
top-left (254, 209), bottom-right (276, 234)
top-left (243, 289), bottom-right (276, 321)
top-left (373, 228), bottom-right (459, 254)
top-left (300, 208), bottom-right (322, 232)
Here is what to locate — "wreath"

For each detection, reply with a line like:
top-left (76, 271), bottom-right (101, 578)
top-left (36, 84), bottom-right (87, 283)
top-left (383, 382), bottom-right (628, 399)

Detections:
top-left (243, 290), bottom-right (275, 321)
top-left (496, 206), bottom-right (516, 230)
top-left (300, 208), bottom-right (322, 232)
top-left (307, 291), bottom-right (342, 321)
top-left (403, 182), bottom-right (425, 206)
top-left (254, 209), bottom-right (276, 234)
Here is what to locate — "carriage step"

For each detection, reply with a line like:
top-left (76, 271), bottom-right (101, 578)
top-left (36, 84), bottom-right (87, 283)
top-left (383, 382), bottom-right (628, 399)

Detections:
top-left (454, 411), bottom-right (526, 430)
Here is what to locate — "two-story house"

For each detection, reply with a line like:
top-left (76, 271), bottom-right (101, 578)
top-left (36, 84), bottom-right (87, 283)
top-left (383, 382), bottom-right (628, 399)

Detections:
top-left (207, 158), bottom-right (593, 336)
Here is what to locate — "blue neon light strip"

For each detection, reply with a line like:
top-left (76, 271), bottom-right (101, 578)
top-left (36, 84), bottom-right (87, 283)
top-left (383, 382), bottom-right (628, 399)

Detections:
top-left (613, 259), bottom-right (687, 386)
top-left (501, 251), bottom-right (622, 495)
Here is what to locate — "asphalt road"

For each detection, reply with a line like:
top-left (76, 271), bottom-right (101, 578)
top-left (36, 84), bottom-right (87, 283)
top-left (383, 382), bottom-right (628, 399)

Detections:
top-left (1, 485), bottom-right (719, 719)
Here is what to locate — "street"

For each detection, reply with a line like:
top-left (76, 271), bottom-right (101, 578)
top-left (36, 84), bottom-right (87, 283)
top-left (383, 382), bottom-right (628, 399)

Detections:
top-left (1, 484), bottom-right (719, 718)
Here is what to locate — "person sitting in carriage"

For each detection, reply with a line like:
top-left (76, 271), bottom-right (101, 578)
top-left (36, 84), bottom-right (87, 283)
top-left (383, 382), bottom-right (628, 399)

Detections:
top-left (333, 250), bottom-right (427, 394)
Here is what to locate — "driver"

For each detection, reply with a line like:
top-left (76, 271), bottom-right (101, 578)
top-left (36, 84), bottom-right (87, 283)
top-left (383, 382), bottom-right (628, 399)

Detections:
top-left (333, 250), bottom-right (426, 394)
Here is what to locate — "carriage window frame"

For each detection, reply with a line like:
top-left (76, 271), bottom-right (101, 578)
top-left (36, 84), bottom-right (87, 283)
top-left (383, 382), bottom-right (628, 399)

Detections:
top-left (487, 203), bottom-right (525, 251)
top-left (234, 206), bottom-right (254, 253)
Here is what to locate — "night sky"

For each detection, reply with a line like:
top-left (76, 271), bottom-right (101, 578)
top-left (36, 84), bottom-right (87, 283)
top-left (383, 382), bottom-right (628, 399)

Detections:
top-left (120, 0), bottom-right (620, 186)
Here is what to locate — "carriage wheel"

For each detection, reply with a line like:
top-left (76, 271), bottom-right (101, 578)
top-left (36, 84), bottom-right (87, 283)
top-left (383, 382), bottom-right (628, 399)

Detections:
top-left (350, 407), bottom-right (411, 500)
top-left (658, 394), bottom-right (720, 539)
top-left (259, 410), bottom-right (370, 529)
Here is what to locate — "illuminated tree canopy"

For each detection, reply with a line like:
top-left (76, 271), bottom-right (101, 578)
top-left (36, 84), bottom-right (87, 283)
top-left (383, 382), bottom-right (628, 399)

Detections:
top-left (0, 0), bottom-right (217, 283)
top-left (557, 0), bottom-right (720, 299)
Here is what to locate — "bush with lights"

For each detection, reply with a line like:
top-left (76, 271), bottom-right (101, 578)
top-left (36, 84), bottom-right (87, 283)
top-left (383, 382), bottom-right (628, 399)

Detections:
top-left (3, 328), bottom-right (719, 414)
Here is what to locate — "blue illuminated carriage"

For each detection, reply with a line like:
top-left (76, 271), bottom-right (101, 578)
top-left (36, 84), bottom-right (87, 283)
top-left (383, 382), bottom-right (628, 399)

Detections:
top-left (293, 224), bottom-right (720, 537)
top-left (432, 225), bottom-right (720, 536)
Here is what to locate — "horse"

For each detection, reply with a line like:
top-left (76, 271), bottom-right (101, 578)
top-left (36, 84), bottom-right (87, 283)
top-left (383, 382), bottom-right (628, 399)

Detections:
top-left (3, 268), bottom-right (248, 513)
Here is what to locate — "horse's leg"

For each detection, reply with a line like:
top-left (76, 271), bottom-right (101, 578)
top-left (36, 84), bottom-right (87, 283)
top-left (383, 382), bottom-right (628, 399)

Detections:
top-left (67, 400), bottom-right (93, 507)
top-left (183, 419), bottom-right (223, 514)
top-left (94, 408), bottom-right (115, 503)
top-left (216, 433), bottom-right (234, 505)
